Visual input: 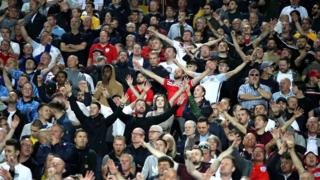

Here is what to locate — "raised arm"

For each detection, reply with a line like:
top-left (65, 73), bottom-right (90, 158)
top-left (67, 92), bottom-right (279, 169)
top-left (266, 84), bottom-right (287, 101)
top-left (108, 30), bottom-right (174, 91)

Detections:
top-left (149, 29), bottom-right (174, 46)
top-left (280, 107), bottom-right (304, 132)
top-left (252, 25), bottom-right (271, 48)
top-left (287, 133), bottom-right (305, 175)
top-left (231, 30), bottom-right (247, 61)
top-left (191, 68), bottom-right (211, 85)
top-left (168, 83), bottom-right (186, 106)
top-left (134, 60), bottom-right (165, 85)
top-left (224, 60), bottom-right (249, 79)
top-left (2, 68), bottom-right (13, 92)
top-left (218, 103), bottom-right (247, 134)
top-left (172, 58), bottom-right (196, 78)
top-left (18, 19), bottom-right (33, 44)
top-left (125, 75), bottom-right (141, 99)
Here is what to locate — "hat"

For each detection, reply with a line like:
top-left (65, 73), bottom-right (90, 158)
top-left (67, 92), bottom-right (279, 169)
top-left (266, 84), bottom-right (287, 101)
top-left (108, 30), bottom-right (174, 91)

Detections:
top-left (307, 70), bottom-right (320, 78)
top-left (260, 61), bottom-right (274, 70)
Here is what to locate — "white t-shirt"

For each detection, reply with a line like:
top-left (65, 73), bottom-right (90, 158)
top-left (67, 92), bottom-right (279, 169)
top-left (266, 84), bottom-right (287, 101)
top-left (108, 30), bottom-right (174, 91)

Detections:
top-left (276, 70), bottom-right (293, 84)
top-left (159, 62), bottom-right (178, 80)
top-left (0, 162), bottom-right (32, 180)
top-left (196, 73), bottom-right (228, 104)
top-left (31, 40), bottom-right (64, 67)
top-left (0, 36), bottom-right (20, 56)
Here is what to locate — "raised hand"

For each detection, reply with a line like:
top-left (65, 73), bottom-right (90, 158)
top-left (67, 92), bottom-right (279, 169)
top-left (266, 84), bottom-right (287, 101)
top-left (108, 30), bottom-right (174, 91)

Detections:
top-left (125, 75), bottom-right (133, 85)
top-left (133, 60), bottom-right (142, 70)
top-left (136, 173), bottom-right (144, 180)
top-left (270, 128), bottom-right (281, 140)
top-left (64, 82), bottom-right (72, 97)
top-left (283, 132), bottom-right (295, 149)
top-left (144, 81), bottom-right (152, 91)
top-left (203, 168), bottom-right (214, 180)
top-left (293, 107), bottom-right (304, 119)
top-left (80, 171), bottom-right (95, 180)
top-left (107, 159), bottom-right (118, 175)
top-left (11, 115), bottom-right (20, 129)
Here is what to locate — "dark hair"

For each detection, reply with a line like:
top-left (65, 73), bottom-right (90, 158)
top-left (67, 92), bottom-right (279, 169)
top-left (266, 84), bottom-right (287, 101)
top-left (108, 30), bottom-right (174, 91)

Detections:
top-left (255, 114), bottom-right (268, 122)
top-left (31, 119), bottom-right (43, 129)
top-left (56, 70), bottom-right (68, 78)
top-left (239, 108), bottom-right (251, 116)
top-left (6, 139), bottom-right (20, 151)
top-left (165, 46), bottom-right (177, 54)
top-left (293, 81), bottom-right (306, 92)
top-left (74, 128), bottom-right (88, 137)
top-left (38, 103), bottom-right (49, 112)
top-left (48, 101), bottom-right (65, 111)
top-left (158, 156), bottom-right (174, 167)
top-left (197, 117), bottom-right (208, 124)
top-left (91, 101), bottom-right (101, 110)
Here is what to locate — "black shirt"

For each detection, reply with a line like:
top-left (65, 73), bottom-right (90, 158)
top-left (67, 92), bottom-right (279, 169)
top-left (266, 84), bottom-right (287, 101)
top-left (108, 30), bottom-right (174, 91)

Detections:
top-left (61, 32), bottom-right (87, 66)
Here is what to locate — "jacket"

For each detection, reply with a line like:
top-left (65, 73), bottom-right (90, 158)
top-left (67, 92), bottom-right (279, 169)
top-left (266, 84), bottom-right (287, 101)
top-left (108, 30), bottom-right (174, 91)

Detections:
top-left (69, 96), bottom-right (120, 156)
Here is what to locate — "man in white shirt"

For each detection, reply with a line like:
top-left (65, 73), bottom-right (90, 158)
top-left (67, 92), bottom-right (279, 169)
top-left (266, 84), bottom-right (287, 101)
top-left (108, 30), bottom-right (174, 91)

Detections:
top-left (19, 21), bottom-right (64, 67)
top-left (280, 0), bottom-right (308, 22)
top-left (0, 27), bottom-right (20, 56)
top-left (159, 46), bottom-right (180, 79)
top-left (0, 139), bottom-right (32, 180)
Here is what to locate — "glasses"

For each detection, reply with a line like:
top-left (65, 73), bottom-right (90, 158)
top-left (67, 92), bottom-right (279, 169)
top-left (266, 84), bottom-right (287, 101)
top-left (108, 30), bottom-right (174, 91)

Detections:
top-left (249, 74), bottom-right (260, 77)
top-left (199, 144), bottom-right (210, 150)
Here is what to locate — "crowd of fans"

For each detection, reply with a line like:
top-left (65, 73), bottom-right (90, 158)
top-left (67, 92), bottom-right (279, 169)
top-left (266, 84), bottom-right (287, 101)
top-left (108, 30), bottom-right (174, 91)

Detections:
top-left (0, 0), bottom-right (319, 179)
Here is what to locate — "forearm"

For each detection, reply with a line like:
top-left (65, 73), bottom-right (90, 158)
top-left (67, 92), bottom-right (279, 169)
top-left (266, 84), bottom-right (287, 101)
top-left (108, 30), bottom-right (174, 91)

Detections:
top-left (281, 117), bottom-right (296, 131)
top-left (223, 111), bottom-right (247, 134)
top-left (232, 34), bottom-right (247, 60)
top-left (71, 43), bottom-right (86, 51)
top-left (128, 85), bottom-right (140, 99)
top-left (144, 142), bottom-right (167, 158)
top-left (239, 94), bottom-right (262, 100)
top-left (140, 67), bottom-right (164, 84)
top-left (226, 61), bottom-right (248, 79)
top-left (185, 160), bottom-right (203, 180)
top-left (257, 88), bottom-right (271, 100)
top-left (289, 149), bottom-right (305, 174)
top-left (253, 31), bottom-right (269, 48)
top-left (3, 70), bottom-right (13, 91)
top-left (192, 69), bottom-right (210, 85)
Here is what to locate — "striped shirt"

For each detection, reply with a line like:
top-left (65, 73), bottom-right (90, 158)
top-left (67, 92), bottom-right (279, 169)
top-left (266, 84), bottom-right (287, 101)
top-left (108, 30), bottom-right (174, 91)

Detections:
top-left (238, 83), bottom-right (271, 110)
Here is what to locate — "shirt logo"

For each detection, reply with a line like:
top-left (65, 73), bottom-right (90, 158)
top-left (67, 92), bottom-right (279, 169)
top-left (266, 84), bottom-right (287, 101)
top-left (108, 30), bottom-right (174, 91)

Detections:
top-left (260, 166), bottom-right (267, 172)
top-left (105, 48), bottom-right (110, 53)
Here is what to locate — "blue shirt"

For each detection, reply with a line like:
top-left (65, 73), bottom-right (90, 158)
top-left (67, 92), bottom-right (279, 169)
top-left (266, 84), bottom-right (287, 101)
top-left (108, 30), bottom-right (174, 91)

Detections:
top-left (16, 98), bottom-right (39, 123)
top-left (238, 83), bottom-right (271, 110)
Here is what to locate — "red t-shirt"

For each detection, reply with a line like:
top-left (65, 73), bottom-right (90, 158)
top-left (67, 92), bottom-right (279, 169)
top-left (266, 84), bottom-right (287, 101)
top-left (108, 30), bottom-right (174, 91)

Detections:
top-left (126, 86), bottom-right (154, 104)
top-left (163, 79), bottom-right (193, 117)
top-left (250, 164), bottom-right (270, 180)
top-left (310, 167), bottom-right (320, 180)
top-left (0, 52), bottom-right (12, 65)
top-left (141, 46), bottom-right (166, 62)
top-left (89, 43), bottom-right (118, 64)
